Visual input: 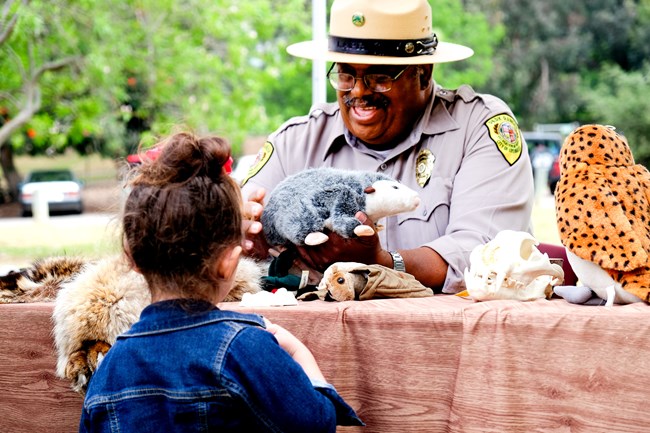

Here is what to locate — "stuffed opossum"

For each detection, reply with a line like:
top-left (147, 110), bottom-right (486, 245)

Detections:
top-left (261, 167), bottom-right (420, 247)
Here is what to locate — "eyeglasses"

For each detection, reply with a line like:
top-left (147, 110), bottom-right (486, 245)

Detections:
top-left (326, 63), bottom-right (410, 93)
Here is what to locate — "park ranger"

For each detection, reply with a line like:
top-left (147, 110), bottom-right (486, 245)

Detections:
top-left (241, 0), bottom-right (534, 293)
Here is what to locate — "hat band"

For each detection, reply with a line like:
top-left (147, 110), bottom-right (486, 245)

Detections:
top-left (329, 34), bottom-right (438, 57)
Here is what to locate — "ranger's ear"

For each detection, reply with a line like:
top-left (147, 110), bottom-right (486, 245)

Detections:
top-left (418, 65), bottom-right (433, 89)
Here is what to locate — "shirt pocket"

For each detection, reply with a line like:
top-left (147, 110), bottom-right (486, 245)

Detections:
top-left (397, 176), bottom-right (452, 239)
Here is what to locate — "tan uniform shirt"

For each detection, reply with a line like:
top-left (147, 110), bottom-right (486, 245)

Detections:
top-left (242, 84), bottom-right (534, 293)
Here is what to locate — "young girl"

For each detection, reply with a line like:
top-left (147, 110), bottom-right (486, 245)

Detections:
top-left (79, 132), bottom-right (363, 432)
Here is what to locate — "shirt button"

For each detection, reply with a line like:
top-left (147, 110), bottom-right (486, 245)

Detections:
top-left (422, 209), bottom-right (427, 216)
top-left (380, 163), bottom-right (388, 170)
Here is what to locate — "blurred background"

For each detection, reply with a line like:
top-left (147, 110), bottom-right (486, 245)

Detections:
top-left (1, 0), bottom-right (649, 266)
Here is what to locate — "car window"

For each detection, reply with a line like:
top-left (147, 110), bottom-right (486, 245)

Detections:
top-left (523, 133), bottom-right (563, 155)
top-left (29, 171), bottom-right (74, 182)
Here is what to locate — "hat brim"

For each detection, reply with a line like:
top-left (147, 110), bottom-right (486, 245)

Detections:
top-left (287, 40), bottom-right (474, 65)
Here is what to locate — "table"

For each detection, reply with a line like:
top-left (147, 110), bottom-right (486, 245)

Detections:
top-left (224, 296), bottom-right (650, 432)
top-left (1, 296), bottom-right (649, 432)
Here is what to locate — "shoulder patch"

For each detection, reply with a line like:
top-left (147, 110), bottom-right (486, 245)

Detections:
top-left (241, 141), bottom-right (274, 186)
top-left (485, 114), bottom-right (522, 166)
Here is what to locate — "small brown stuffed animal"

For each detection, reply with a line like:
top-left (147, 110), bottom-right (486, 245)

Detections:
top-left (300, 262), bottom-right (433, 301)
top-left (555, 124), bottom-right (650, 304)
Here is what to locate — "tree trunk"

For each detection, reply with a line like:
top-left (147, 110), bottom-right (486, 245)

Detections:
top-left (530, 57), bottom-right (550, 118)
top-left (0, 143), bottom-right (22, 201)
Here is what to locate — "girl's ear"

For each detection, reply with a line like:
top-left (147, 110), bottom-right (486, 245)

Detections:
top-left (216, 245), bottom-right (242, 281)
top-left (122, 236), bottom-right (141, 274)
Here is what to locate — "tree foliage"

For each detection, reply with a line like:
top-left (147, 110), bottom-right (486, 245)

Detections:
top-left (580, 63), bottom-right (650, 166)
top-left (467, 0), bottom-right (650, 163)
top-left (427, 0), bottom-right (504, 89)
top-left (0, 0), bottom-right (316, 197)
top-left (0, 0), bottom-right (496, 156)
top-left (0, 0), bottom-right (85, 197)
top-left (3, 0), bottom-right (648, 200)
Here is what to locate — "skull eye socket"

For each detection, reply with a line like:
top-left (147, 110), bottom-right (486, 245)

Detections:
top-left (336, 277), bottom-right (345, 284)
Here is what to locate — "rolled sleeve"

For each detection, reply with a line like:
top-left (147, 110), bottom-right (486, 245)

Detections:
top-left (426, 98), bottom-right (534, 293)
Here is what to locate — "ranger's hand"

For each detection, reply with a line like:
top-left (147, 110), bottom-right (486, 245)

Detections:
top-left (295, 212), bottom-right (385, 272)
top-left (242, 188), bottom-right (271, 260)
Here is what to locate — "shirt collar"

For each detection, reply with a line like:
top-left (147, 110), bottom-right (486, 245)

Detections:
top-left (421, 84), bottom-right (460, 136)
top-left (320, 105), bottom-right (348, 161)
top-left (120, 299), bottom-right (265, 338)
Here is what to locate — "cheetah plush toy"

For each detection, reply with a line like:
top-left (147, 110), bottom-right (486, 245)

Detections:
top-left (554, 124), bottom-right (650, 305)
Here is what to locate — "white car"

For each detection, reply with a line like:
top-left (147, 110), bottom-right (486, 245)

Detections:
top-left (19, 169), bottom-right (84, 217)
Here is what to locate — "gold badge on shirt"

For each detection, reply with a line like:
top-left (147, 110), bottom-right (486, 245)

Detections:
top-left (485, 114), bottom-right (522, 166)
top-left (241, 141), bottom-right (274, 186)
top-left (416, 149), bottom-right (435, 187)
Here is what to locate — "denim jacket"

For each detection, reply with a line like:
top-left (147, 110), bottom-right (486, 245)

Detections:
top-left (80, 299), bottom-right (363, 432)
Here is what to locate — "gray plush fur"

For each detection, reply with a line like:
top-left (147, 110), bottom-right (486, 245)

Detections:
top-left (261, 167), bottom-right (402, 247)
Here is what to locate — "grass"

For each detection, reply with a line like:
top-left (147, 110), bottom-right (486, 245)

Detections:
top-left (0, 216), bottom-right (123, 267)
top-left (0, 152), bottom-right (121, 267)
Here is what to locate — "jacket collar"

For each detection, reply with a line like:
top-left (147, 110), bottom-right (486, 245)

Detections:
top-left (119, 299), bottom-right (264, 338)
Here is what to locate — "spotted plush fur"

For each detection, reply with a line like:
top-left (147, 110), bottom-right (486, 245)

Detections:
top-left (555, 124), bottom-right (650, 302)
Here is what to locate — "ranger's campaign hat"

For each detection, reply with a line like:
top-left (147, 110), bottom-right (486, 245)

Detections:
top-left (287, 0), bottom-right (474, 65)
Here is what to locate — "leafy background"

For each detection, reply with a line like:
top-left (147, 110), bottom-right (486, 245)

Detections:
top-left (1, 0), bottom-right (649, 200)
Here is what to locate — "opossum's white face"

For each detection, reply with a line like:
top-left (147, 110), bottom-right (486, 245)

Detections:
top-left (364, 180), bottom-right (420, 221)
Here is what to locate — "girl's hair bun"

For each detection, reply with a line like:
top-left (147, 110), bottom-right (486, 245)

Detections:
top-left (131, 132), bottom-right (232, 187)
top-left (123, 131), bottom-right (242, 292)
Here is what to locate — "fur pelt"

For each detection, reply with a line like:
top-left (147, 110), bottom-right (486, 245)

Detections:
top-left (0, 256), bottom-right (87, 303)
top-left (0, 253), bottom-right (265, 395)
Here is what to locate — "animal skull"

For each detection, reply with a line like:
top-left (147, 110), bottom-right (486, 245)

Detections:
top-left (463, 230), bottom-right (565, 301)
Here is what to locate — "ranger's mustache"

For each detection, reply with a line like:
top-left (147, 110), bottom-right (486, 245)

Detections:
top-left (342, 95), bottom-right (389, 109)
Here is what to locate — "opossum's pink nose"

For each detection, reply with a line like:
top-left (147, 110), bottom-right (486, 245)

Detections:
top-left (413, 197), bottom-right (421, 207)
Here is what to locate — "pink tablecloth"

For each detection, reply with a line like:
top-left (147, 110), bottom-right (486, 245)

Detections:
top-left (223, 296), bottom-right (650, 433)
top-left (1, 296), bottom-right (649, 432)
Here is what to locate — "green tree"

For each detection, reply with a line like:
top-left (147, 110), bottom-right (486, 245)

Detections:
top-left (0, 0), bottom-right (314, 199)
top-left (0, 0), bottom-right (83, 198)
top-left (1, 0), bottom-right (499, 203)
top-left (580, 63), bottom-right (650, 166)
top-left (427, 0), bottom-right (504, 89)
top-left (472, 0), bottom-right (648, 130)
